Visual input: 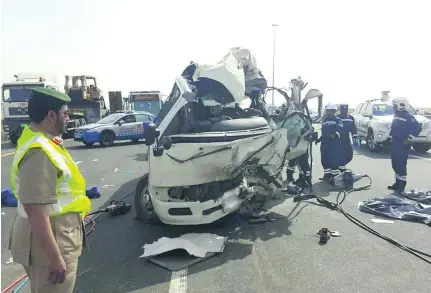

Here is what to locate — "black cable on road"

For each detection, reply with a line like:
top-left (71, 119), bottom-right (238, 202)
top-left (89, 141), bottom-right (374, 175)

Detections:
top-left (294, 139), bottom-right (431, 265)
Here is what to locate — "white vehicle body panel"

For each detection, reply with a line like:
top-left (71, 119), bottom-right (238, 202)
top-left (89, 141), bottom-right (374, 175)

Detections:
top-left (352, 101), bottom-right (431, 145)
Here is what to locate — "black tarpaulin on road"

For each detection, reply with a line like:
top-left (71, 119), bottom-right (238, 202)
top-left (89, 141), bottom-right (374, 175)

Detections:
top-left (358, 190), bottom-right (431, 225)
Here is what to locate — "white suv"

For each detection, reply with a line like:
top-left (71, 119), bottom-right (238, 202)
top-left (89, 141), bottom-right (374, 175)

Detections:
top-left (352, 100), bottom-right (431, 153)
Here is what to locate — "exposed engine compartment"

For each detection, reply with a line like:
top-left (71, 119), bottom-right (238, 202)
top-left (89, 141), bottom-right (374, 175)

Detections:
top-left (168, 175), bottom-right (246, 202)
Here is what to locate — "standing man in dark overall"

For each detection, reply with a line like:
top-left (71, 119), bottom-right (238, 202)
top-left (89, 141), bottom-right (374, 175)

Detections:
top-left (387, 97), bottom-right (421, 192)
top-left (316, 104), bottom-right (344, 181)
top-left (336, 104), bottom-right (360, 172)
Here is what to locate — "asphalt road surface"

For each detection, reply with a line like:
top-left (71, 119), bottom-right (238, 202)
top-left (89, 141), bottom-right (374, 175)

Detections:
top-left (1, 138), bottom-right (430, 293)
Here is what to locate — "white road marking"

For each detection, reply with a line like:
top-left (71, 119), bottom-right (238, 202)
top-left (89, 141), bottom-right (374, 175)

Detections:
top-left (169, 269), bottom-right (188, 293)
top-left (409, 154), bottom-right (431, 162)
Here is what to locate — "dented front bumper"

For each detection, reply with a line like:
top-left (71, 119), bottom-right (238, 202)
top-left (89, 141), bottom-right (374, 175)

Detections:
top-left (151, 183), bottom-right (246, 225)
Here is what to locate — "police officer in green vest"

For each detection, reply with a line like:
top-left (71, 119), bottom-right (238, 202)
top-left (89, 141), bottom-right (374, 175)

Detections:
top-left (9, 88), bottom-right (91, 293)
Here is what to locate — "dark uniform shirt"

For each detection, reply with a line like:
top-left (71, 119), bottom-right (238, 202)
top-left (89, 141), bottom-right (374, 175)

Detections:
top-left (390, 110), bottom-right (421, 142)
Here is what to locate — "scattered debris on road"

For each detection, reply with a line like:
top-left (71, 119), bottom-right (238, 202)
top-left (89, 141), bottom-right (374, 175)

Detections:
top-left (140, 233), bottom-right (227, 271)
top-left (1, 188), bottom-right (17, 207)
top-left (75, 161), bottom-right (83, 165)
top-left (92, 158), bottom-right (98, 162)
top-left (113, 168), bottom-right (119, 172)
top-left (86, 187), bottom-right (101, 199)
top-left (317, 228), bottom-right (330, 244)
top-left (5, 257), bottom-right (14, 264)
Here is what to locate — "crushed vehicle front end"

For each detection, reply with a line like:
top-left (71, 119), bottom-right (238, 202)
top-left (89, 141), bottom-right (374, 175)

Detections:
top-left (135, 48), bottom-right (316, 225)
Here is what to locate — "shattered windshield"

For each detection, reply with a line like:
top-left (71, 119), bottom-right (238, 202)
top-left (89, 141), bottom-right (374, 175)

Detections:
top-left (2, 84), bottom-right (44, 102)
top-left (372, 103), bottom-right (416, 116)
top-left (279, 112), bottom-right (312, 147)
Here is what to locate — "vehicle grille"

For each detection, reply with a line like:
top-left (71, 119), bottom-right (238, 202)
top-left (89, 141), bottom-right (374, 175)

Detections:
top-left (8, 107), bottom-right (28, 115)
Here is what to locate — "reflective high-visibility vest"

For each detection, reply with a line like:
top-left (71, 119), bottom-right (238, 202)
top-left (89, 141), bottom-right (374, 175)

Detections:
top-left (10, 126), bottom-right (91, 218)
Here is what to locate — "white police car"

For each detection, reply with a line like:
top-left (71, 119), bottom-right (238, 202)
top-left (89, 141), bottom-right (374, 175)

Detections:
top-left (74, 111), bottom-right (156, 147)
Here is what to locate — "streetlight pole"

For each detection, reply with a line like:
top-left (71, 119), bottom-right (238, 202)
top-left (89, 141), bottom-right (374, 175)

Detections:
top-left (272, 24), bottom-right (278, 105)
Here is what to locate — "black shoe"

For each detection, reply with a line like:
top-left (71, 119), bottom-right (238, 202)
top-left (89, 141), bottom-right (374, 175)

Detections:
top-left (397, 180), bottom-right (406, 192)
top-left (319, 174), bottom-right (332, 181)
top-left (388, 182), bottom-right (397, 190)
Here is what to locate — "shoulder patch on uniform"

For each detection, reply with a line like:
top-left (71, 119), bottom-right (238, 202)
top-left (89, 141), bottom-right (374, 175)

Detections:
top-left (410, 117), bottom-right (416, 122)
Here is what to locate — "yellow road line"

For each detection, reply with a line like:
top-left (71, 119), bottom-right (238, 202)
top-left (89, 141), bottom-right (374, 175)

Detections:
top-left (1, 139), bottom-right (74, 157)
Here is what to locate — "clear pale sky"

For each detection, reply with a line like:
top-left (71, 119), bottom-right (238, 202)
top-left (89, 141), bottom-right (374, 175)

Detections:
top-left (1, 0), bottom-right (430, 108)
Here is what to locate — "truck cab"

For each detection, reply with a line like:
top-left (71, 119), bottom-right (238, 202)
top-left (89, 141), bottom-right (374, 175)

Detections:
top-left (1, 74), bottom-right (60, 145)
top-left (352, 91), bottom-right (431, 153)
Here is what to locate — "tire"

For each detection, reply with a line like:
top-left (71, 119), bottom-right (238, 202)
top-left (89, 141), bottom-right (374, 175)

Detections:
top-left (10, 134), bottom-right (18, 146)
top-left (10, 127), bottom-right (23, 145)
top-left (133, 174), bottom-right (161, 224)
top-left (132, 139), bottom-right (139, 144)
top-left (83, 142), bottom-right (95, 147)
top-left (412, 143), bottom-right (431, 153)
top-left (366, 130), bottom-right (382, 153)
top-left (99, 130), bottom-right (115, 147)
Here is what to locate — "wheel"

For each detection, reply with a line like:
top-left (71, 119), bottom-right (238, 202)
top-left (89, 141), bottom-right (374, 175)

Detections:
top-left (10, 127), bottom-right (23, 145)
top-left (132, 139), bottom-right (139, 144)
top-left (79, 118), bottom-right (86, 126)
top-left (133, 174), bottom-right (161, 224)
top-left (99, 130), bottom-right (115, 147)
top-left (83, 142), bottom-right (95, 147)
top-left (412, 143), bottom-right (431, 153)
top-left (366, 130), bottom-right (382, 153)
top-left (10, 134), bottom-right (18, 145)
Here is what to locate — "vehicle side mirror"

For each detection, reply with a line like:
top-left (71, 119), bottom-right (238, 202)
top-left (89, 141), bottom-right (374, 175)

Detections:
top-left (118, 119), bottom-right (125, 125)
top-left (161, 136), bottom-right (172, 150)
top-left (144, 123), bottom-right (159, 146)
